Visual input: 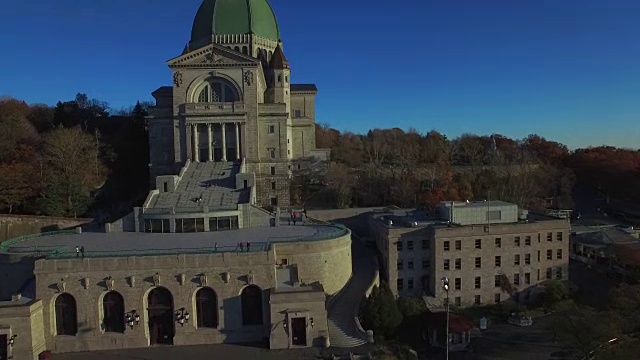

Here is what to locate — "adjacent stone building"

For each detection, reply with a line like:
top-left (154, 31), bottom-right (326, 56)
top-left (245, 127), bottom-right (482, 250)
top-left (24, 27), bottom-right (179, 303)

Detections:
top-left (368, 201), bottom-right (570, 307)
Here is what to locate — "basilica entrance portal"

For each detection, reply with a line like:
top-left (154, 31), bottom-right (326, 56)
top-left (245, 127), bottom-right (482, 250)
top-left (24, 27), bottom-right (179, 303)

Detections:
top-left (291, 317), bottom-right (307, 346)
top-left (147, 287), bottom-right (174, 345)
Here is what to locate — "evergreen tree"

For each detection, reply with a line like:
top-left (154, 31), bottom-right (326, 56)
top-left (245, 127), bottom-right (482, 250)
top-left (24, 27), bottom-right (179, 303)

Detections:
top-left (360, 283), bottom-right (403, 342)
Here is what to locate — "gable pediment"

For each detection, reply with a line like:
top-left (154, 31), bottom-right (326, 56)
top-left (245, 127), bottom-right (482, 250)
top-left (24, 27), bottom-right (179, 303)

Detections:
top-left (167, 44), bottom-right (260, 68)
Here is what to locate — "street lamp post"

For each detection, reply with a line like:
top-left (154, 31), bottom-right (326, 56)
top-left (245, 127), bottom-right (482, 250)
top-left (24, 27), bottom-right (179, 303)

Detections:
top-left (441, 276), bottom-right (450, 360)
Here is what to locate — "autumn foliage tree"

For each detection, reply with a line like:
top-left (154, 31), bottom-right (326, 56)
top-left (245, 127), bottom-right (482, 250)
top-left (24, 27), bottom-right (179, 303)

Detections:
top-left (312, 124), bottom-right (589, 211)
top-left (37, 126), bottom-right (108, 217)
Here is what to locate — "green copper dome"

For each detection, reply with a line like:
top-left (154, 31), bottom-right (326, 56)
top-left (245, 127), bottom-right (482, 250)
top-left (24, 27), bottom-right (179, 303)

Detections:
top-left (190, 0), bottom-right (280, 43)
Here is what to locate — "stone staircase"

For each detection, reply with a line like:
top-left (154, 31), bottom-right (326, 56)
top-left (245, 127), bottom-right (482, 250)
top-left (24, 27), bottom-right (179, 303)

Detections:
top-left (327, 237), bottom-right (377, 348)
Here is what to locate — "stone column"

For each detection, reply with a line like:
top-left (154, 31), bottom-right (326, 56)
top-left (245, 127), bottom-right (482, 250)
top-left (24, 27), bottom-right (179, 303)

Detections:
top-left (192, 124), bottom-right (199, 162)
top-left (221, 123), bottom-right (227, 161)
top-left (207, 123), bottom-right (213, 162)
top-left (235, 122), bottom-right (241, 160)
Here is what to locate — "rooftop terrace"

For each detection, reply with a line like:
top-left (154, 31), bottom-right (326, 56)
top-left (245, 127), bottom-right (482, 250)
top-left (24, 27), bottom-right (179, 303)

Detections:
top-left (1, 224), bottom-right (349, 259)
top-left (146, 161), bottom-right (249, 212)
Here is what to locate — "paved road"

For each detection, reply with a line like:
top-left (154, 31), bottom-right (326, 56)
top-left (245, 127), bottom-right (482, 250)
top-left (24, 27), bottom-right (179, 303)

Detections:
top-left (49, 343), bottom-right (371, 360)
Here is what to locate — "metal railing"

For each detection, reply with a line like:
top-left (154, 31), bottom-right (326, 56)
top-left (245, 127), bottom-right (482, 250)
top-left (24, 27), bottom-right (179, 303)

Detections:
top-left (46, 242), bottom-right (270, 259)
top-left (1, 224), bottom-right (349, 259)
top-left (0, 230), bottom-right (78, 252)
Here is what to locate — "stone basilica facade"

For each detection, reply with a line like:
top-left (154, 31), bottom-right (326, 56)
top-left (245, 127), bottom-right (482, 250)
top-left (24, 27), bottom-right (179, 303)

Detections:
top-left (0, 2), bottom-right (354, 359)
top-left (147, 0), bottom-right (327, 208)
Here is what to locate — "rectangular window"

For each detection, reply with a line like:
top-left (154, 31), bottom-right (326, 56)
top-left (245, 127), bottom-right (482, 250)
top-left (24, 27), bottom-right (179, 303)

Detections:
top-left (267, 125), bottom-right (275, 134)
top-left (547, 249), bottom-right (552, 260)
top-left (537, 269), bottom-right (541, 281)
top-left (557, 232), bottom-right (563, 241)
top-left (454, 278), bottom-right (461, 290)
top-left (494, 293), bottom-right (501, 304)
top-left (514, 254), bottom-right (520, 266)
top-left (547, 232), bottom-right (553, 241)
top-left (397, 278), bottom-right (404, 292)
top-left (557, 249), bottom-right (563, 259)
top-left (408, 278), bottom-right (414, 290)
top-left (407, 240), bottom-right (414, 251)
top-left (546, 268), bottom-right (552, 279)
top-left (268, 148), bottom-right (276, 158)
top-left (270, 166), bottom-right (276, 175)
top-left (525, 236), bottom-right (531, 246)
top-left (475, 257), bottom-right (481, 269)
top-left (475, 276), bottom-right (481, 289)
top-left (513, 273), bottom-right (520, 286)
top-left (525, 272), bottom-right (531, 285)
top-left (525, 254), bottom-right (531, 265)
top-left (444, 259), bottom-right (450, 271)
top-left (271, 181), bottom-right (276, 190)
top-left (474, 295), bottom-right (481, 305)
top-left (537, 251), bottom-right (541, 262)
top-left (494, 275), bottom-right (501, 287)
top-left (455, 240), bottom-right (462, 250)
top-left (556, 267), bottom-right (563, 279)
top-left (475, 239), bottom-right (482, 249)
top-left (514, 236), bottom-right (521, 246)
top-left (422, 239), bottom-right (429, 250)
top-left (455, 258), bottom-right (461, 270)
top-left (293, 109), bottom-right (302, 118)
top-left (487, 210), bottom-right (502, 221)
top-left (444, 241), bottom-right (450, 251)
top-left (397, 241), bottom-right (403, 251)
top-left (408, 259), bottom-right (414, 270)
top-left (422, 259), bottom-right (430, 269)
top-left (397, 260), bottom-right (403, 271)
top-left (495, 238), bottom-right (502, 248)
top-left (495, 256), bottom-right (501, 267)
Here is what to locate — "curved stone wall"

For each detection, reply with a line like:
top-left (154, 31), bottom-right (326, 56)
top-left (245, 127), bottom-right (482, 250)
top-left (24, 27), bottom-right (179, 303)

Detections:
top-left (272, 229), bottom-right (352, 295)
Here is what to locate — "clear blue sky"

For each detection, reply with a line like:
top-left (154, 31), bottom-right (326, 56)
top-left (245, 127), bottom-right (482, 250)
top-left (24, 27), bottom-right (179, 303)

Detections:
top-left (1, 0), bottom-right (639, 149)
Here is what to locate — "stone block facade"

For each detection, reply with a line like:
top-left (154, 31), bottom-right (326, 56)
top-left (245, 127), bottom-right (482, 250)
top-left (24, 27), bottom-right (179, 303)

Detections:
top-left (0, 299), bottom-right (46, 360)
top-left (370, 214), bottom-right (571, 306)
top-left (0, 230), bottom-right (352, 354)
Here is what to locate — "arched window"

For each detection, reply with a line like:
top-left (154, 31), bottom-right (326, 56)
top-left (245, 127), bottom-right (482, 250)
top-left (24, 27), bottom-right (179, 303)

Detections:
top-left (256, 47), bottom-right (262, 57)
top-left (195, 287), bottom-right (218, 328)
top-left (242, 46), bottom-right (248, 55)
top-left (103, 291), bottom-right (125, 333)
top-left (268, 50), bottom-right (273, 60)
top-left (55, 293), bottom-right (77, 335)
top-left (241, 285), bottom-right (263, 325)
top-left (234, 46), bottom-right (240, 52)
top-left (277, 74), bottom-right (282, 82)
top-left (196, 79), bottom-right (239, 103)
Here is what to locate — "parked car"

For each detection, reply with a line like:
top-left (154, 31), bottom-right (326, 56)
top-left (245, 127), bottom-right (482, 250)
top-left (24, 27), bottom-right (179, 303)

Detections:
top-left (507, 312), bottom-right (533, 327)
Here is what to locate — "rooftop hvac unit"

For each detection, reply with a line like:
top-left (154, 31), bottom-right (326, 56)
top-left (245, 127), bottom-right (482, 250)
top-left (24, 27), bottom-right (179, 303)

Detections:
top-left (519, 209), bottom-right (529, 220)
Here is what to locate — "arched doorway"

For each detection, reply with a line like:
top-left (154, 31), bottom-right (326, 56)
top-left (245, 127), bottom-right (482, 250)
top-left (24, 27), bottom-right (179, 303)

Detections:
top-left (147, 287), bottom-right (174, 345)
top-left (195, 287), bottom-right (218, 328)
top-left (55, 293), bottom-right (77, 335)
top-left (103, 291), bottom-right (125, 333)
top-left (241, 285), bottom-right (263, 325)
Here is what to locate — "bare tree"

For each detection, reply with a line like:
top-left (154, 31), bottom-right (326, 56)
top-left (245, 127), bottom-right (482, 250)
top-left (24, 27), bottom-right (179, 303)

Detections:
top-left (40, 126), bottom-right (108, 216)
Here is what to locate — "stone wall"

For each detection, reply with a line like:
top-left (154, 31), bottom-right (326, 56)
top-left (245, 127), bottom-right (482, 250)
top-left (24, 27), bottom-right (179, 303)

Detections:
top-left (269, 289), bottom-right (328, 349)
top-left (26, 229), bottom-right (351, 353)
top-left (0, 299), bottom-right (46, 360)
top-left (273, 233), bottom-right (352, 295)
top-left (0, 215), bottom-right (93, 243)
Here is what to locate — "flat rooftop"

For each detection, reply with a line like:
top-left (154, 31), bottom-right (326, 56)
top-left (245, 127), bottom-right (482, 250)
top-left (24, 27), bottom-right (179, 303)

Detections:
top-left (371, 207), bottom-right (562, 229)
top-left (146, 162), bottom-right (249, 211)
top-left (2, 224), bottom-right (348, 259)
top-left (441, 200), bottom-right (514, 208)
